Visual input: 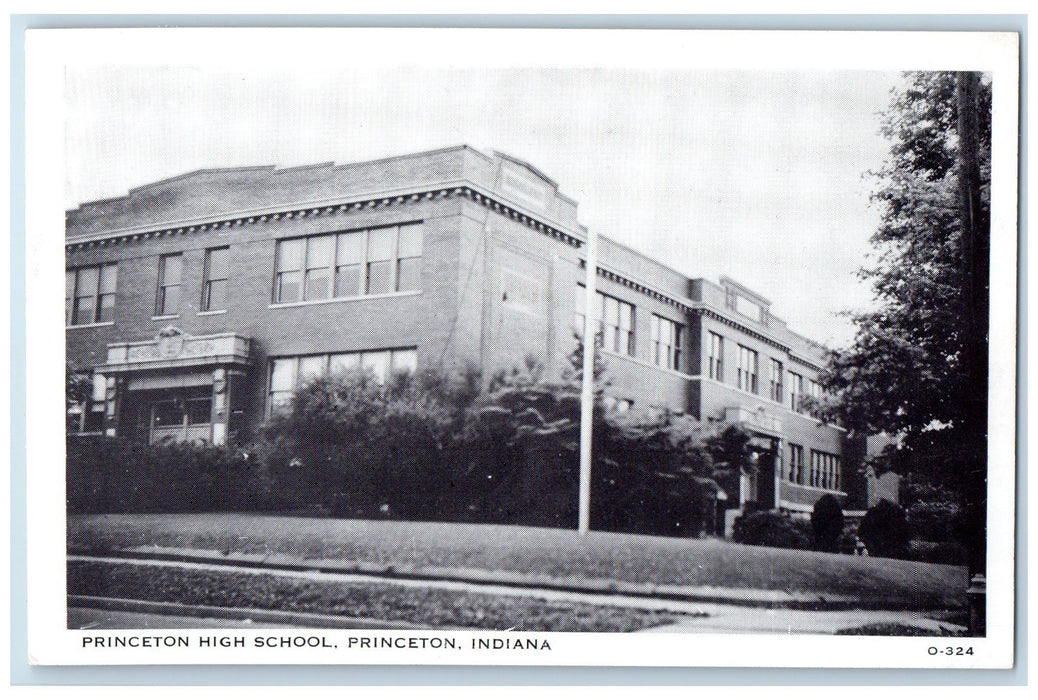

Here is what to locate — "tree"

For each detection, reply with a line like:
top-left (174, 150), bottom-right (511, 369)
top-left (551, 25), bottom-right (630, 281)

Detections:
top-left (819, 72), bottom-right (991, 576)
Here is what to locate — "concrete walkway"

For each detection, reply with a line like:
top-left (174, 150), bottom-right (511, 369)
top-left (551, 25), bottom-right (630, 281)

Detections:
top-left (69, 554), bottom-right (966, 635)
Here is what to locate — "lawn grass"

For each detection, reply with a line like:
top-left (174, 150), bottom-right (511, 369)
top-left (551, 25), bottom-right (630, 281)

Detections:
top-left (68, 560), bottom-right (681, 632)
top-left (68, 513), bottom-right (968, 608)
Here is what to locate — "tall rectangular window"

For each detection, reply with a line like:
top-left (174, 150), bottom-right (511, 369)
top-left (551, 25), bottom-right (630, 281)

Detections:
top-left (807, 378), bottom-right (822, 417)
top-left (789, 371), bottom-right (804, 412)
top-left (366, 227), bottom-right (394, 295)
top-left (202, 247), bottom-right (229, 311)
top-left (67, 263), bottom-right (118, 326)
top-left (708, 332), bottom-right (724, 381)
top-left (575, 286), bottom-right (634, 357)
top-left (304, 235), bottom-right (333, 301)
top-left (737, 345), bottom-right (759, 394)
top-left (602, 293), bottom-right (635, 356)
top-left (769, 358), bottom-right (784, 403)
top-left (396, 223), bottom-right (423, 292)
top-left (788, 443), bottom-right (804, 483)
top-left (156, 253), bottom-right (182, 316)
top-left (274, 224), bottom-right (423, 304)
top-left (651, 315), bottom-right (683, 370)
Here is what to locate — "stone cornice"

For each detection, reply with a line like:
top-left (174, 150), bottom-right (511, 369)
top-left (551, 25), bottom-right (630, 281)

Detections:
top-left (581, 260), bottom-right (826, 367)
top-left (66, 181), bottom-right (585, 252)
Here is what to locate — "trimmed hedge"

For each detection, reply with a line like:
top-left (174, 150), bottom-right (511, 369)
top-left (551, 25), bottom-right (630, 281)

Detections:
top-left (731, 510), bottom-right (812, 550)
top-left (66, 435), bottom-right (259, 514)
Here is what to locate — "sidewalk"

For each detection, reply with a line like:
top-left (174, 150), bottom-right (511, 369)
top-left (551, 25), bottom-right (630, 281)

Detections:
top-left (68, 547), bottom-right (968, 635)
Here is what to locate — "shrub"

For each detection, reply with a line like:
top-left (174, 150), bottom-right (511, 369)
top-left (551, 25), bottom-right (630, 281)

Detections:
top-left (67, 435), bottom-right (256, 514)
top-left (810, 494), bottom-right (845, 553)
top-left (859, 499), bottom-right (911, 559)
top-left (732, 510), bottom-right (812, 550)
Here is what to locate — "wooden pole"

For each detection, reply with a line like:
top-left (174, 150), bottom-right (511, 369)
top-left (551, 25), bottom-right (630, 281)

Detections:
top-left (578, 228), bottom-right (598, 534)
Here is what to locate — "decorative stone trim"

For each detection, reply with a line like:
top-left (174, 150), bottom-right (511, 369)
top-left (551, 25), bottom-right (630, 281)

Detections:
top-left (66, 184), bottom-right (585, 252)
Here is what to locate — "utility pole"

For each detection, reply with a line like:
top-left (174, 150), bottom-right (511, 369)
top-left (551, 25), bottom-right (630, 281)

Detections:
top-left (577, 228), bottom-right (598, 534)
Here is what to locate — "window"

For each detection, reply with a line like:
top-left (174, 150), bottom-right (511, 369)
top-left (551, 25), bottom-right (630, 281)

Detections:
top-left (274, 224), bottom-right (423, 304)
top-left (202, 247), bottom-right (229, 311)
top-left (67, 263), bottom-right (118, 326)
top-left (808, 450), bottom-right (840, 490)
top-left (769, 359), bottom-right (784, 403)
top-left (575, 286), bottom-right (635, 356)
top-left (789, 371), bottom-right (804, 412)
top-left (651, 315), bottom-right (683, 370)
top-left (788, 443), bottom-right (805, 484)
top-left (156, 253), bottom-right (182, 316)
top-left (708, 332), bottom-right (724, 381)
top-left (737, 345), bottom-right (759, 394)
top-left (806, 378), bottom-right (823, 417)
top-left (268, 348), bottom-right (418, 414)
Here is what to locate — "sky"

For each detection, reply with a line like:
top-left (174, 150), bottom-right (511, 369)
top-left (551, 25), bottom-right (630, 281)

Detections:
top-left (64, 63), bottom-right (902, 348)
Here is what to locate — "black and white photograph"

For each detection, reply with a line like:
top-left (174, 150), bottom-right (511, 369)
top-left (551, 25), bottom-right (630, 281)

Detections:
top-left (23, 27), bottom-right (1019, 667)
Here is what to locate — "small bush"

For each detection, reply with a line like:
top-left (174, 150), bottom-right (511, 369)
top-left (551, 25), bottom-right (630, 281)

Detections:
top-left (810, 494), bottom-right (845, 553)
top-left (732, 510), bottom-right (812, 550)
top-left (859, 499), bottom-right (911, 559)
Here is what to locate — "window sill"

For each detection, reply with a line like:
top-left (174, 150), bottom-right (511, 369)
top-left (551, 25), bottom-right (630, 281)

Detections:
top-left (197, 309), bottom-right (228, 316)
top-left (269, 290), bottom-right (422, 309)
top-left (66, 321), bottom-right (115, 330)
top-left (152, 314), bottom-right (180, 321)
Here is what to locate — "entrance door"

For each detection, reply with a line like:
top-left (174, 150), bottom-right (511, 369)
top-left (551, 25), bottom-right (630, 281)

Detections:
top-left (147, 389), bottom-right (213, 445)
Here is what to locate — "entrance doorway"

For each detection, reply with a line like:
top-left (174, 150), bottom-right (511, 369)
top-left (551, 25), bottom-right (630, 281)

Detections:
top-left (124, 388), bottom-right (213, 445)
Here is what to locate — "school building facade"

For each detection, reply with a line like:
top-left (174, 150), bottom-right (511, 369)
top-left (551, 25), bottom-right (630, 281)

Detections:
top-left (66, 145), bottom-right (868, 514)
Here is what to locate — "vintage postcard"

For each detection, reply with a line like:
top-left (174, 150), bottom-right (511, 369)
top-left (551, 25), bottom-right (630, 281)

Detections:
top-left (22, 27), bottom-right (1019, 668)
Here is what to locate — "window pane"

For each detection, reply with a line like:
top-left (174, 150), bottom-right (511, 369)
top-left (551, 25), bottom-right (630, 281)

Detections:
top-left (97, 294), bottom-right (116, 323)
top-left (329, 352), bottom-right (361, 374)
top-left (334, 264), bottom-right (362, 297)
top-left (207, 247), bottom-right (228, 280)
top-left (99, 264), bottom-right (117, 294)
top-left (276, 271), bottom-right (300, 303)
top-left (152, 401), bottom-right (181, 428)
top-left (575, 285), bottom-right (586, 317)
top-left (306, 236), bottom-right (332, 267)
top-left (298, 355), bottom-right (327, 381)
top-left (73, 297), bottom-right (95, 326)
top-left (66, 271), bottom-right (75, 324)
top-left (391, 348), bottom-right (417, 375)
top-left (162, 254), bottom-right (182, 285)
top-left (277, 239), bottom-right (304, 272)
top-left (618, 301), bottom-right (633, 330)
top-left (397, 224), bottom-right (423, 258)
top-left (186, 398), bottom-right (212, 425)
top-left (362, 351), bottom-right (390, 383)
top-left (270, 358), bottom-right (296, 392)
top-left (367, 260), bottom-right (392, 295)
top-left (77, 267), bottom-right (99, 297)
top-left (304, 269), bottom-right (330, 300)
top-left (336, 231), bottom-right (364, 264)
top-left (367, 227), bottom-right (394, 262)
top-left (396, 257), bottom-right (421, 292)
top-left (651, 316), bottom-right (661, 342)
top-left (159, 285), bottom-right (180, 315)
top-left (204, 279), bottom-right (227, 311)
top-left (604, 296), bottom-right (619, 325)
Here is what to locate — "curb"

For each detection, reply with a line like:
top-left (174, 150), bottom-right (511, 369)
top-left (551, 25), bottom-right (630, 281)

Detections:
top-left (69, 594), bottom-right (430, 629)
top-left (68, 545), bottom-right (961, 612)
